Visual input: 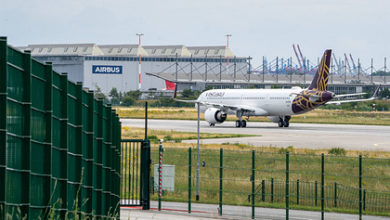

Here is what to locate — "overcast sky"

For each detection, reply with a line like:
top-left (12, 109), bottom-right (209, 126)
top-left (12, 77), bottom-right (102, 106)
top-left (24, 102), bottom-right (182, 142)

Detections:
top-left (1, 0), bottom-right (389, 68)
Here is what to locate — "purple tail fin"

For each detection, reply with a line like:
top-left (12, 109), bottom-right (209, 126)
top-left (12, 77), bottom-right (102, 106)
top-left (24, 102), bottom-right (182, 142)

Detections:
top-left (308, 50), bottom-right (332, 91)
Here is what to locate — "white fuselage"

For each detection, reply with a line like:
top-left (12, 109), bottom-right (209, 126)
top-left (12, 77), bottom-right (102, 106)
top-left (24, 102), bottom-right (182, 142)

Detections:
top-left (197, 88), bottom-right (304, 116)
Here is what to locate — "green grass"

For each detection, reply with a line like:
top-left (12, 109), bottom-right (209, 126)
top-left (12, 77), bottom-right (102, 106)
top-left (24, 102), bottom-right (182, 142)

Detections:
top-left (131, 147), bottom-right (390, 216)
top-left (119, 126), bottom-right (390, 216)
top-left (122, 126), bottom-right (258, 144)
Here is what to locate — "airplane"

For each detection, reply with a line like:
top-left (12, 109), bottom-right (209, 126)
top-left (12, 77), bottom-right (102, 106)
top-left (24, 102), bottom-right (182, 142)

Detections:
top-left (174, 50), bottom-right (381, 128)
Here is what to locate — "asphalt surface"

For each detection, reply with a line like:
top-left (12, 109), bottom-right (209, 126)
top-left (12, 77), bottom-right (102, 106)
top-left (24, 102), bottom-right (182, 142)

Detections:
top-left (121, 201), bottom-right (390, 219)
top-left (121, 119), bottom-right (390, 151)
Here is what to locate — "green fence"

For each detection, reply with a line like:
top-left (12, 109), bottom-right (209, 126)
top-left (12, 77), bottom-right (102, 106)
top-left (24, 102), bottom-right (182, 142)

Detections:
top-left (0, 37), bottom-right (121, 219)
top-left (150, 147), bottom-right (390, 218)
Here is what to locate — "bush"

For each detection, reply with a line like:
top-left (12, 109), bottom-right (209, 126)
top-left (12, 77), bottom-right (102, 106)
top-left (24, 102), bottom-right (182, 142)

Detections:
top-left (328, 147), bottom-right (346, 156)
top-left (278, 146), bottom-right (294, 154)
top-left (121, 96), bottom-right (135, 106)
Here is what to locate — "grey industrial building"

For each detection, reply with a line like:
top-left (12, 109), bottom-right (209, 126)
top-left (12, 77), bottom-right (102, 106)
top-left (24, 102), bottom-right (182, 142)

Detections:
top-left (18, 44), bottom-right (248, 94)
top-left (17, 43), bottom-right (389, 95)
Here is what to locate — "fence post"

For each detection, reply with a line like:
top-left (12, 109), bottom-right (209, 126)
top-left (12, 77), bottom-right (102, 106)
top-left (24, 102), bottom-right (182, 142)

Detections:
top-left (334, 182), bottom-right (337, 207)
top-left (297, 179), bottom-right (299, 205)
top-left (23, 50), bottom-right (32, 218)
top-left (144, 102), bottom-right (148, 140)
top-left (271, 178), bottom-right (274, 203)
top-left (141, 140), bottom-right (150, 210)
top-left (158, 141), bottom-right (163, 211)
top-left (363, 189), bottom-right (366, 211)
top-left (315, 181), bottom-right (318, 206)
top-left (261, 180), bottom-right (265, 202)
top-left (45, 62), bottom-right (53, 217)
top-left (359, 155), bottom-right (362, 219)
top-left (286, 152), bottom-right (289, 220)
top-left (0, 37), bottom-right (6, 220)
top-left (219, 148), bottom-right (223, 216)
top-left (188, 148), bottom-right (192, 213)
top-left (251, 150), bottom-right (255, 219)
top-left (321, 153), bottom-right (324, 220)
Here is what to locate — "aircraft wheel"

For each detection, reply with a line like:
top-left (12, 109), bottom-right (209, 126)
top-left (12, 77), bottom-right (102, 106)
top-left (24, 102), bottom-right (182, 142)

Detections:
top-left (235, 120), bottom-right (241, 127)
top-left (241, 120), bottom-right (247, 128)
top-left (283, 120), bottom-right (289, 127)
top-left (278, 119), bottom-right (284, 127)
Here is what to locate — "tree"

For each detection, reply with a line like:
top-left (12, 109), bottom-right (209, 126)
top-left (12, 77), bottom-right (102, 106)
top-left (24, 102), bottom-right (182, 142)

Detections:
top-left (380, 88), bottom-right (390, 99)
top-left (109, 88), bottom-right (120, 105)
top-left (125, 90), bottom-right (142, 100)
top-left (181, 89), bottom-right (195, 98)
top-left (109, 88), bottom-right (119, 99)
top-left (94, 86), bottom-right (107, 102)
top-left (121, 96), bottom-right (135, 106)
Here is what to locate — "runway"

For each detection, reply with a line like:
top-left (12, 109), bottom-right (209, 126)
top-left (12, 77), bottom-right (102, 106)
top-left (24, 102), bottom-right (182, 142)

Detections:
top-left (121, 119), bottom-right (390, 151)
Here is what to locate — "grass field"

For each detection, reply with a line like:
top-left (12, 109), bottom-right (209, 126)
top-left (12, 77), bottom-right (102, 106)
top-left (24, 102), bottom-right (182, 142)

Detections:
top-left (115, 107), bottom-right (390, 126)
top-left (148, 147), bottom-right (390, 215)
top-left (121, 126), bottom-right (257, 143)
top-left (121, 127), bottom-right (390, 216)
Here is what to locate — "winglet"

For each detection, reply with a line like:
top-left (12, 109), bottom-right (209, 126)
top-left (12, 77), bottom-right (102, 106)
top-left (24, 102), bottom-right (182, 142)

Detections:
top-left (373, 85), bottom-right (381, 99)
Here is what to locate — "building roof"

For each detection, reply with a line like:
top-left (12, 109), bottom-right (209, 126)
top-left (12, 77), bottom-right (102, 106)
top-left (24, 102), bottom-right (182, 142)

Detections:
top-left (17, 44), bottom-right (237, 58)
top-left (187, 46), bottom-right (235, 58)
top-left (21, 44), bottom-right (104, 56)
top-left (99, 44), bottom-right (148, 56)
top-left (142, 45), bottom-right (192, 57)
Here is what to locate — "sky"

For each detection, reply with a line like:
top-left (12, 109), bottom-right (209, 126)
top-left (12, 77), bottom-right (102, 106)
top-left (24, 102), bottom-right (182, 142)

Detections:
top-left (1, 0), bottom-right (389, 69)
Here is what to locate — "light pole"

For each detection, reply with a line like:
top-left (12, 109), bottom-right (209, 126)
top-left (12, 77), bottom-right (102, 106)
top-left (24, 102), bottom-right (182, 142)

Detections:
top-left (196, 102), bottom-right (200, 201)
top-left (136, 33), bottom-right (144, 90)
top-left (225, 34), bottom-right (232, 66)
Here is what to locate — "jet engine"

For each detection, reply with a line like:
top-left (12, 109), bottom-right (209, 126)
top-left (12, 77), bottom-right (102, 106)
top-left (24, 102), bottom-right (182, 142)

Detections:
top-left (204, 108), bottom-right (227, 125)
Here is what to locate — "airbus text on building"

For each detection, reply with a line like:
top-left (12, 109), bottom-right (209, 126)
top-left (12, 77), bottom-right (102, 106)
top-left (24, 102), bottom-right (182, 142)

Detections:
top-left (92, 65), bottom-right (123, 74)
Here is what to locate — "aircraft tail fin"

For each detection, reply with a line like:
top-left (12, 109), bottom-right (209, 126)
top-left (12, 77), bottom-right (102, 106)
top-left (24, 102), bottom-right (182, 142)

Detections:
top-left (308, 50), bottom-right (332, 91)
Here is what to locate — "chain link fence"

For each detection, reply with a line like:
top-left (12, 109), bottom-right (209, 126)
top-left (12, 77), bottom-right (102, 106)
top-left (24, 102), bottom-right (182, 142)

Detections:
top-left (150, 146), bottom-right (390, 218)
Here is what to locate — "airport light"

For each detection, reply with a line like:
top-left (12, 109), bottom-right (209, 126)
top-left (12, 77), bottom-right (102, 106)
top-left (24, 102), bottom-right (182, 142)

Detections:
top-left (136, 33), bottom-right (144, 46)
top-left (225, 34), bottom-right (232, 48)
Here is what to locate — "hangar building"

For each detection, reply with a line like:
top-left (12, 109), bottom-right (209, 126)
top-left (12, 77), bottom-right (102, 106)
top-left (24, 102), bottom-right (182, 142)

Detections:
top-left (18, 44), bottom-right (248, 94)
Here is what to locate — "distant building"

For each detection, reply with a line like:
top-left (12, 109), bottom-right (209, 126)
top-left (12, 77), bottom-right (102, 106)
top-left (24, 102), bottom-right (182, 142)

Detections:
top-left (18, 44), bottom-right (248, 94)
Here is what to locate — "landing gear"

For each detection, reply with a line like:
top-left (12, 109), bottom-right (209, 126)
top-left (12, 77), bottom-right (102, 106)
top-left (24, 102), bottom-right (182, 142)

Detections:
top-left (235, 111), bottom-right (247, 128)
top-left (235, 120), bottom-right (247, 128)
top-left (278, 120), bottom-right (284, 127)
top-left (278, 116), bottom-right (291, 128)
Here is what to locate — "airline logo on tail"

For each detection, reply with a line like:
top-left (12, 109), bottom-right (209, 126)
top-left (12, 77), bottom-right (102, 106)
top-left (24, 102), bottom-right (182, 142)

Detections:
top-left (308, 50), bottom-right (331, 91)
top-left (292, 50), bottom-right (334, 114)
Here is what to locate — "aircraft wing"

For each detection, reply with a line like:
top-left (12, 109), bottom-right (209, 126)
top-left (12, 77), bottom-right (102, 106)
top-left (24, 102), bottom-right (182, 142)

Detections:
top-left (326, 85), bottom-right (381, 105)
top-left (334, 93), bottom-right (366, 98)
top-left (174, 98), bottom-right (268, 115)
top-left (173, 98), bottom-right (198, 103)
top-left (326, 97), bottom-right (375, 105)
top-left (201, 101), bottom-right (269, 115)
